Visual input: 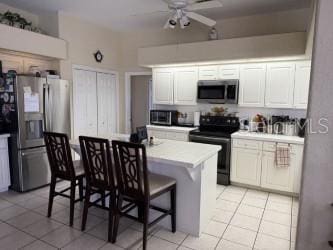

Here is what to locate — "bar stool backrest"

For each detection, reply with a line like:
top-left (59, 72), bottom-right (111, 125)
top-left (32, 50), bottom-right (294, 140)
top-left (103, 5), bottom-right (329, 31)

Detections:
top-left (44, 132), bottom-right (75, 180)
top-left (79, 136), bottom-right (116, 190)
top-left (112, 140), bottom-right (149, 201)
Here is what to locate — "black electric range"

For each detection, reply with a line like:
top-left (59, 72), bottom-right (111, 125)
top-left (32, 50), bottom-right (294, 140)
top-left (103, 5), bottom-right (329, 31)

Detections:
top-left (189, 115), bottom-right (240, 185)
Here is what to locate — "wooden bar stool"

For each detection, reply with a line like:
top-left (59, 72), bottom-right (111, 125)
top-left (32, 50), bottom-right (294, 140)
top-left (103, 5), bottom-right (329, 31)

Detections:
top-left (112, 140), bottom-right (177, 250)
top-left (44, 132), bottom-right (85, 226)
top-left (79, 136), bottom-right (117, 242)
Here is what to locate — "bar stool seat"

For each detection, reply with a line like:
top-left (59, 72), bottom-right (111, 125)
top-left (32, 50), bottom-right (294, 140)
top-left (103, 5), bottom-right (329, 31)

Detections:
top-left (149, 173), bottom-right (176, 197)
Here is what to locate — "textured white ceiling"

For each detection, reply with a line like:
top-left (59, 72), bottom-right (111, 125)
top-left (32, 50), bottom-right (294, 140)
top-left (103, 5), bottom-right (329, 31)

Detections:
top-left (0, 0), bottom-right (312, 31)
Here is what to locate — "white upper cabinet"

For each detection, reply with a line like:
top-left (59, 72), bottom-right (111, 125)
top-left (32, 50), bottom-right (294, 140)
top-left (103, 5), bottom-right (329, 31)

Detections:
top-left (265, 62), bottom-right (296, 108)
top-left (153, 68), bottom-right (174, 105)
top-left (219, 64), bottom-right (240, 79)
top-left (294, 61), bottom-right (311, 109)
top-left (239, 63), bottom-right (266, 107)
top-left (198, 65), bottom-right (219, 80)
top-left (174, 67), bottom-right (198, 105)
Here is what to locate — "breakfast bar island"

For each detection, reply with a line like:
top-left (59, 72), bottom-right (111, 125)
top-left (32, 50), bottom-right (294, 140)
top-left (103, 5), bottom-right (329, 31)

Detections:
top-left (70, 138), bottom-right (220, 236)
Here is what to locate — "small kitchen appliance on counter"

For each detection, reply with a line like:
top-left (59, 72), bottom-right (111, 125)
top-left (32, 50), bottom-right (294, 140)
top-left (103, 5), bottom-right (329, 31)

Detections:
top-left (150, 110), bottom-right (178, 126)
top-left (189, 115), bottom-right (240, 185)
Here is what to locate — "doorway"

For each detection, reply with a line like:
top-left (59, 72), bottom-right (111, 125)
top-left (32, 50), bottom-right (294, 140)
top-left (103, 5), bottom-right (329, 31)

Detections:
top-left (130, 75), bottom-right (152, 133)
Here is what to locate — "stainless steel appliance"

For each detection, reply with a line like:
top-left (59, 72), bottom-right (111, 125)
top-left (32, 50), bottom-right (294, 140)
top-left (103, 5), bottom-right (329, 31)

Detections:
top-left (150, 110), bottom-right (178, 126)
top-left (189, 115), bottom-right (240, 185)
top-left (197, 80), bottom-right (239, 104)
top-left (8, 75), bottom-right (70, 192)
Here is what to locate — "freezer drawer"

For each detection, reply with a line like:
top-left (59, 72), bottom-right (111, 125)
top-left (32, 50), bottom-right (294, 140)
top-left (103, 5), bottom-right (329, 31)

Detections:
top-left (19, 147), bottom-right (51, 191)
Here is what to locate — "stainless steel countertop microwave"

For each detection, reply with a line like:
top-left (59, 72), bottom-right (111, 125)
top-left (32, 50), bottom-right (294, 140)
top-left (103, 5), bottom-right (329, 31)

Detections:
top-left (197, 80), bottom-right (239, 104)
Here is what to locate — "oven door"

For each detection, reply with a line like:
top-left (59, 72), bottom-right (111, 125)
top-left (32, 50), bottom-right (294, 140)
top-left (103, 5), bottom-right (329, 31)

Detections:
top-left (197, 83), bottom-right (226, 103)
top-left (189, 134), bottom-right (231, 185)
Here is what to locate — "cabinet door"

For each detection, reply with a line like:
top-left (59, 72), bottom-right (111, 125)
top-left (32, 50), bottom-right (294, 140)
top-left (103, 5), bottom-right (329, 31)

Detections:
top-left (166, 132), bottom-right (188, 141)
top-left (174, 67), bottom-right (198, 105)
top-left (239, 64), bottom-right (266, 107)
top-left (73, 69), bottom-right (97, 138)
top-left (231, 147), bottom-right (262, 186)
top-left (198, 65), bottom-right (218, 80)
top-left (291, 144), bottom-right (304, 193)
top-left (261, 151), bottom-right (294, 192)
top-left (265, 62), bottom-right (295, 108)
top-left (97, 73), bottom-right (117, 137)
top-left (219, 65), bottom-right (240, 79)
top-left (153, 68), bottom-right (174, 105)
top-left (294, 61), bottom-right (311, 109)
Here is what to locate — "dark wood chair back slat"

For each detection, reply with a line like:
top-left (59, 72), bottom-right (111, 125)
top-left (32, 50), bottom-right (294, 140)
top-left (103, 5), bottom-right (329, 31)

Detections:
top-left (44, 132), bottom-right (75, 179)
top-left (112, 140), bottom-right (149, 201)
top-left (79, 136), bottom-right (115, 190)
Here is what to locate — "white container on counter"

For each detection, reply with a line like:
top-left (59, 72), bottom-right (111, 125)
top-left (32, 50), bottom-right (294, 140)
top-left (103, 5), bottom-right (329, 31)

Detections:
top-left (194, 112), bottom-right (200, 126)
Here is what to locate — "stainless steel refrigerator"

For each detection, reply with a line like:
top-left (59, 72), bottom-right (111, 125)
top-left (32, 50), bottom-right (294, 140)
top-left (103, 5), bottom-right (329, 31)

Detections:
top-left (9, 75), bottom-right (70, 192)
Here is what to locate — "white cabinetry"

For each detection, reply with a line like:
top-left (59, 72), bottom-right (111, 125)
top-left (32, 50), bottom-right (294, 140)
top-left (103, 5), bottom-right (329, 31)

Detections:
top-left (239, 64), bottom-right (266, 107)
top-left (174, 67), bottom-right (198, 105)
top-left (219, 64), bottom-right (240, 79)
top-left (198, 65), bottom-right (218, 80)
top-left (261, 145), bottom-right (294, 192)
top-left (73, 69), bottom-right (117, 139)
top-left (294, 61), bottom-right (311, 109)
top-left (152, 68), bottom-right (174, 105)
top-left (0, 136), bottom-right (11, 192)
top-left (231, 138), bottom-right (304, 193)
top-left (231, 144), bottom-right (262, 186)
top-left (147, 125), bottom-right (194, 142)
top-left (291, 144), bottom-right (304, 193)
top-left (265, 62), bottom-right (295, 108)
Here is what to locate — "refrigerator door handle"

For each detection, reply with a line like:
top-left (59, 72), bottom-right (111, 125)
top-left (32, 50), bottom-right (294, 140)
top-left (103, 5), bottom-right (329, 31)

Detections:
top-left (43, 83), bottom-right (47, 131)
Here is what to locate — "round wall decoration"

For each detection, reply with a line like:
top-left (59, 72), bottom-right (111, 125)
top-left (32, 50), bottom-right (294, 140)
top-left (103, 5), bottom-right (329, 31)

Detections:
top-left (94, 50), bottom-right (103, 63)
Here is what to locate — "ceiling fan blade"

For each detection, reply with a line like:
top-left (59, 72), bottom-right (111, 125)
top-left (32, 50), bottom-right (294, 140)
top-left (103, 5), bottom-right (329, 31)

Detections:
top-left (186, 12), bottom-right (216, 26)
top-left (188, 0), bottom-right (223, 11)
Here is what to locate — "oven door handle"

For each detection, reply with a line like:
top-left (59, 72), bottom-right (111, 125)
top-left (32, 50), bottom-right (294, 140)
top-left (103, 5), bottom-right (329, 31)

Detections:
top-left (189, 135), bottom-right (231, 143)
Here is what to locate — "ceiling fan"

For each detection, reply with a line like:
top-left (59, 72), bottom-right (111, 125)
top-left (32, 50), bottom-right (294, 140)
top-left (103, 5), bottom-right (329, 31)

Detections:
top-left (163, 0), bottom-right (222, 29)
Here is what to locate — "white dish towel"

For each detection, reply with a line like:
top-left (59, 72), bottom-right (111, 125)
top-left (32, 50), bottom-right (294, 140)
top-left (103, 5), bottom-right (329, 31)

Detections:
top-left (275, 143), bottom-right (290, 167)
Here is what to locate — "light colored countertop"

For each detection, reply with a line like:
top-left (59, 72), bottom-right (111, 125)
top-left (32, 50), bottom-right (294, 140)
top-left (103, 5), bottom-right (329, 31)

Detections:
top-left (146, 139), bottom-right (221, 168)
top-left (0, 134), bottom-right (10, 139)
top-left (232, 131), bottom-right (304, 145)
top-left (70, 137), bottom-right (220, 169)
top-left (146, 125), bottom-right (197, 133)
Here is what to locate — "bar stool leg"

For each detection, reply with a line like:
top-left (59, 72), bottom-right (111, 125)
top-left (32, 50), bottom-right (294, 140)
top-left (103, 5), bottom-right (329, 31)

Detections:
top-left (69, 180), bottom-right (76, 226)
top-left (47, 176), bottom-right (56, 217)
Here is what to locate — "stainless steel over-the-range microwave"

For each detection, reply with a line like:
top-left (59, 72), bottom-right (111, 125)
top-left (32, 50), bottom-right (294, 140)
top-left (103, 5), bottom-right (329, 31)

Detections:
top-left (197, 79), bottom-right (239, 104)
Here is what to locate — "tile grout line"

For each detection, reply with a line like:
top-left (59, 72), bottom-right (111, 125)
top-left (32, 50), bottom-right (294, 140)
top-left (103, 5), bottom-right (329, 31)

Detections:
top-left (213, 186), bottom-right (248, 249)
top-left (251, 191), bottom-right (269, 250)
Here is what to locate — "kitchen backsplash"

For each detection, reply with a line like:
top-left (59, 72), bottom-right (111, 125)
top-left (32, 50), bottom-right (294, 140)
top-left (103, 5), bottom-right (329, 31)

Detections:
top-left (154, 104), bottom-right (307, 123)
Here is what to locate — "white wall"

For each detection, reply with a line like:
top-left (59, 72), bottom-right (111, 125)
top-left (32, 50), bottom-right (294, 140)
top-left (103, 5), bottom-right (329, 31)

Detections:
top-left (297, 0), bottom-right (333, 249)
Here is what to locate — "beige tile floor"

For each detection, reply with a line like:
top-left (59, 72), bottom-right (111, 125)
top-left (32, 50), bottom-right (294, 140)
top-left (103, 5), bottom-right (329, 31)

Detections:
top-left (0, 182), bottom-right (298, 250)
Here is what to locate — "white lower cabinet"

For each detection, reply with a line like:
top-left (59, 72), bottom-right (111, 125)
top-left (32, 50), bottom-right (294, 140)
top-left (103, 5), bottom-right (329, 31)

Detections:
top-left (231, 138), bottom-right (303, 193)
top-left (0, 136), bottom-right (11, 192)
top-left (231, 147), bottom-right (262, 186)
top-left (147, 126), bottom-right (191, 142)
top-left (261, 151), bottom-right (294, 192)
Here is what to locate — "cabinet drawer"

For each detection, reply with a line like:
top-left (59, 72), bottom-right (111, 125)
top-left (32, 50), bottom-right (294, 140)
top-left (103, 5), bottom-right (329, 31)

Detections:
top-left (233, 139), bottom-right (262, 150)
top-left (166, 132), bottom-right (188, 141)
top-left (263, 142), bottom-right (276, 152)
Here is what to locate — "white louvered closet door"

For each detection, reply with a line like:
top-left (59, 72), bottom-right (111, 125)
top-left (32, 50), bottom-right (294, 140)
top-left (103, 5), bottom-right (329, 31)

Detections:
top-left (97, 72), bottom-right (117, 138)
top-left (73, 69), bottom-right (98, 138)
